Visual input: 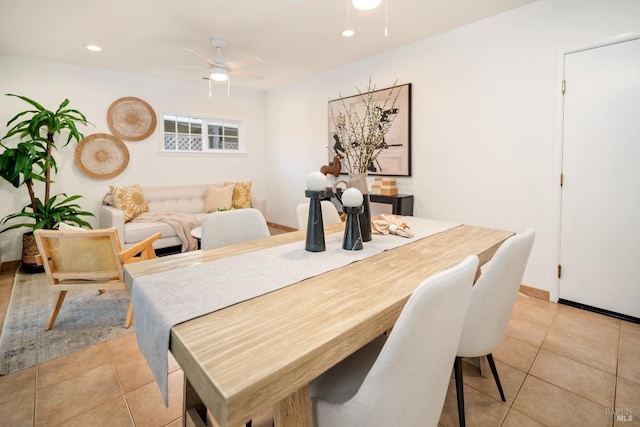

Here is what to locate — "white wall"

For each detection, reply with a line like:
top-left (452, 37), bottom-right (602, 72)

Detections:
top-left (0, 55), bottom-right (268, 262)
top-left (265, 0), bottom-right (640, 300)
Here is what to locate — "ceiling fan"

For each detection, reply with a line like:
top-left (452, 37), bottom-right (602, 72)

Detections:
top-left (182, 38), bottom-right (264, 95)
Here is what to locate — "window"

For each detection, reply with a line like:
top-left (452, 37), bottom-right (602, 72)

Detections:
top-left (163, 115), bottom-right (243, 153)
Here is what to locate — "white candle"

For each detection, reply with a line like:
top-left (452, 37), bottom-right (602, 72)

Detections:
top-left (306, 171), bottom-right (327, 191)
top-left (342, 188), bottom-right (363, 207)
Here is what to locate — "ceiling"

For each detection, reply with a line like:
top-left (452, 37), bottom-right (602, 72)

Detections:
top-left (0, 0), bottom-right (535, 91)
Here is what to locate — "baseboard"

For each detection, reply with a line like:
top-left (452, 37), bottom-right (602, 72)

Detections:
top-left (267, 222), bottom-right (297, 232)
top-left (559, 299), bottom-right (640, 324)
top-left (518, 284), bottom-right (550, 301)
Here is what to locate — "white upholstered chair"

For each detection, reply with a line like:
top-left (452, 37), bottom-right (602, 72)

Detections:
top-left (454, 229), bottom-right (535, 427)
top-left (201, 208), bottom-right (270, 250)
top-left (296, 200), bottom-right (342, 230)
top-left (309, 255), bottom-right (479, 427)
top-left (201, 208), bottom-right (271, 427)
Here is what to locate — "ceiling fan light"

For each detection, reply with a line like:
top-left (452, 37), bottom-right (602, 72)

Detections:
top-left (342, 29), bottom-right (355, 37)
top-left (210, 67), bottom-right (228, 82)
top-left (352, 0), bottom-right (381, 10)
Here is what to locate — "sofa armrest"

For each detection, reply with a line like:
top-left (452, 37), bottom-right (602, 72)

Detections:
top-left (99, 205), bottom-right (126, 246)
top-left (251, 196), bottom-right (267, 219)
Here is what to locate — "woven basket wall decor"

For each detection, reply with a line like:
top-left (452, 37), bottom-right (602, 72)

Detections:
top-left (107, 96), bottom-right (157, 141)
top-left (75, 133), bottom-right (129, 180)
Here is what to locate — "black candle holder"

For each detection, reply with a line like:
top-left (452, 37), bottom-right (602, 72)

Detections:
top-left (342, 205), bottom-right (364, 251)
top-left (305, 189), bottom-right (327, 252)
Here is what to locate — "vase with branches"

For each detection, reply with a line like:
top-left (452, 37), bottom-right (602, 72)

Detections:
top-left (329, 78), bottom-right (401, 174)
top-left (329, 78), bottom-right (401, 241)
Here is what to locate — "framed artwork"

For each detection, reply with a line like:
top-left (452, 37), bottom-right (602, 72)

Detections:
top-left (328, 83), bottom-right (411, 176)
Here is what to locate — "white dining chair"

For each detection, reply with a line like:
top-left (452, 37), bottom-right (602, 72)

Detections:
top-left (296, 200), bottom-right (342, 230)
top-left (309, 255), bottom-right (479, 427)
top-left (201, 208), bottom-right (270, 250)
top-left (454, 229), bottom-right (535, 427)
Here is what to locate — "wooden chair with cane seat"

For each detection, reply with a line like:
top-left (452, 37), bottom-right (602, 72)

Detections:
top-left (34, 227), bottom-right (160, 331)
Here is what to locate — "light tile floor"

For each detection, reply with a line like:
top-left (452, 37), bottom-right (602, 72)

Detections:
top-left (0, 263), bottom-right (638, 427)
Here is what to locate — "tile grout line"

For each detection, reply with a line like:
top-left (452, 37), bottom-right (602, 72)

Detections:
top-left (525, 307), bottom-right (618, 425)
top-left (34, 364), bottom-right (39, 426)
top-left (503, 318), bottom-right (551, 426)
top-left (612, 321), bottom-right (621, 426)
top-left (110, 358), bottom-right (137, 427)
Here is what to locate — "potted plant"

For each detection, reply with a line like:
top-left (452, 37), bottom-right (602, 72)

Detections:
top-left (0, 94), bottom-right (94, 272)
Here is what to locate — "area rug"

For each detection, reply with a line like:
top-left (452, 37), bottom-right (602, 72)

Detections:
top-left (0, 270), bottom-right (134, 375)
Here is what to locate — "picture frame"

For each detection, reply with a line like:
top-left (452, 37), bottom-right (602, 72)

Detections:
top-left (328, 82), bottom-right (411, 177)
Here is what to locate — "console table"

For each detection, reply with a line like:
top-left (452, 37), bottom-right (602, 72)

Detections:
top-left (369, 194), bottom-right (414, 216)
top-left (326, 189), bottom-right (414, 216)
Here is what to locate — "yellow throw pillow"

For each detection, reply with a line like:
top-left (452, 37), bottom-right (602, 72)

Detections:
top-left (224, 181), bottom-right (252, 209)
top-left (109, 184), bottom-right (149, 222)
top-left (204, 184), bottom-right (235, 213)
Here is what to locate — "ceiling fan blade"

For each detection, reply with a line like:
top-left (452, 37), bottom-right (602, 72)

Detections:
top-left (181, 48), bottom-right (216, 66)
top-left (229, 69), bottom-right (265, 80)
top-left (225, 56), bottom-right (262, 69)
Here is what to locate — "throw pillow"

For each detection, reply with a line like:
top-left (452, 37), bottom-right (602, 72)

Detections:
top-left (224, 181), bottom-right (252, 209)
top-left (204, 184), bottom-right (235, 213)
top-left (110, 184), bottom-right (149, 222)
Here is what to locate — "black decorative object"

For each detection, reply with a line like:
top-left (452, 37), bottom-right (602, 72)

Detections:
top-left (305, 172), bottom-right (328, 252)
top-left (360, 195), bottom-right (372, 242)
top-left (342, 206), bottom-right (364, 251)
top-left (341, 188), bottom-right (365, 251)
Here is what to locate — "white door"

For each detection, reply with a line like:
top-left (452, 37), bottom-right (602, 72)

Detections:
top-left (560, 37), bottom-right (640, 319)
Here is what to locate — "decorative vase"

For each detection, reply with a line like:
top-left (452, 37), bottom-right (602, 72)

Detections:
top-left (345, 172), bottom-right (372, 242)
top-left (21, 232), bottom-right (44, 274)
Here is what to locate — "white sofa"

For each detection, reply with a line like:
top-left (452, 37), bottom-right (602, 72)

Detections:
top-left (99, 184), bottom-right (267, 251)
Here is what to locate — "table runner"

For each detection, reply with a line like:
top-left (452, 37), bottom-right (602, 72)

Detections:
top-left (131, 218), bottom-right (459, 404)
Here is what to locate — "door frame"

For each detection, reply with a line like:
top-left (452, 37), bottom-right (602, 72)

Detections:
top-left (551, 31), bottom-right (640, 303)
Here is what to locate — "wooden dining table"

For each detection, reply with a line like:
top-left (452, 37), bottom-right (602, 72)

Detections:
top-left (124, 220), bottom-right (513, 427)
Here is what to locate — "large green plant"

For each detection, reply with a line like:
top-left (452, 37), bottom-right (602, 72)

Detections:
top-left (0, 94), bottom-right (94, 232)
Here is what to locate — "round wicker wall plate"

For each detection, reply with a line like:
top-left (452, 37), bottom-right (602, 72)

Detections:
top-left (75, 133), bottom-right (129, 180)
top-left (107, 96), bottom-right (157, 141)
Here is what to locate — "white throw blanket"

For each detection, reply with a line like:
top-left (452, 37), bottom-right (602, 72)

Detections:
top-left (134, 212), bottom-right (200, 252)
top-left (132, 218), bottom-right (460, 405)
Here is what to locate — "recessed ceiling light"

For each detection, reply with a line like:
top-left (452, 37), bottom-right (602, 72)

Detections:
top-left (86, 45), bottom-right (102, 52)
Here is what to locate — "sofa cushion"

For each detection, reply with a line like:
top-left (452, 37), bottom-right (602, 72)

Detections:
top-left (110, 184), bottom-right (149, 221)
top-left (204, 184), bottom-right (234, 212)
top-left (57, 223), bottom-right (89, 231)
top-left (143, 185), bottom-right (207, 213)
top-left (225, 181), bottom-right (252, 209)
top-left (124, 220), bottom-right (176, 245)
